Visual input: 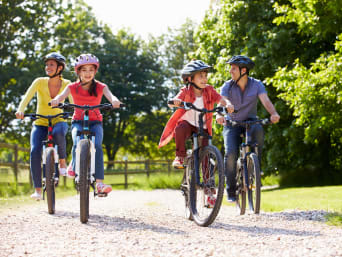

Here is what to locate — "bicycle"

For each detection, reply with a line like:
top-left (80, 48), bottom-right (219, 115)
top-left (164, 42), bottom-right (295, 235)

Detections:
top-left (226, 118), bottom-right (270, 215)
top-left (24, 112), bottom-right (71, 214)
top-left (55, 102), bottom-right (124, 223)
top-left (169, 100), bottom-right (226, 227)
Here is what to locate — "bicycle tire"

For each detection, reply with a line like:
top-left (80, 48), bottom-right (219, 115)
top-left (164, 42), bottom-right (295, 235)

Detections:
top-left (45, 148), bottom-right (56, 214)
top-left (235, 162), bottom-right (246, 215)
top-left (79, 139), bottom-right (90, 223)
top-left (181, 156), bottom-right (193, 221)
top-left (190, 145), bottom-right (224, 227)
top-left (247, 153), bottom-right (261, 214)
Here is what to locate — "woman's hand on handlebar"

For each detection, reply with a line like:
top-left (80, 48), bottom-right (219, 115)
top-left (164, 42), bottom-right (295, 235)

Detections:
top-left (15, 111), bottom-right (24, 119)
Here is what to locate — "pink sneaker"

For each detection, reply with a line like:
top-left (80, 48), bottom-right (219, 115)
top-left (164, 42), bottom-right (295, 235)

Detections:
top-left (206, 195), bottom-right (216, 208)
top-left (172, 156), bottom-right (185, 169)
top-left (67, 163), bottom-right (75, 178)
top-left (96, 182), bottom-right (112, 194)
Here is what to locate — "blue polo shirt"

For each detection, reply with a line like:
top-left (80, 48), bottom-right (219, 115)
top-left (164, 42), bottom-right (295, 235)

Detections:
top-left (220, 77), bottom-right (267, 121)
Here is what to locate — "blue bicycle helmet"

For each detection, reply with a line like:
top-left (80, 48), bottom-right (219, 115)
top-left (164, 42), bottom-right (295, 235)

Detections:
top-left (227, 55), bottom-right (255, 71)
top-left (227, 55), bottom-right (255, 83)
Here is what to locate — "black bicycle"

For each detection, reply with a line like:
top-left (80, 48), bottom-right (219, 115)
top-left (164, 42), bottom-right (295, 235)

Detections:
top-left (55, 102), bottom-right (124, 223)
top-left (226, 118), bottom-right (270, 214)
top-left (169, 100), bottom-right (226, 227)
top-left (24, 112), bottom-right (71, 214)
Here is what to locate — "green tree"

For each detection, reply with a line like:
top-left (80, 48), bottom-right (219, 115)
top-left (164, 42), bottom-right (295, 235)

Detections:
top-left (194, 0), bottom-right (342, 183)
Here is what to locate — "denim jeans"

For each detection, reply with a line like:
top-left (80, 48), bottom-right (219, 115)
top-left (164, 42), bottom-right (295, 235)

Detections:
top-left (70, 121), bottom-right (104, 180)
top-left (30, 122), bottom-right (68, 188)
top-left (222, 122), bottom-right (264, 196)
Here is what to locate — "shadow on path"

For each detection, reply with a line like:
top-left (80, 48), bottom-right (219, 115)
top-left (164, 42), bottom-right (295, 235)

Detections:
top-left (53, 210), bottom-right (186, 235)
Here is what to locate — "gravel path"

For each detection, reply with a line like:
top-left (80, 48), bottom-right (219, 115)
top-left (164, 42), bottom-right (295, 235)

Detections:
top-left (0, 189), bottom-right (341, 257)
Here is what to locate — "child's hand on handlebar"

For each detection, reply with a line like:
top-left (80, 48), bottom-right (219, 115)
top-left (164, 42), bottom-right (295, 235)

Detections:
top-left (111, 100), bottom-right (122, 108)
top-left (50, 98), bottom-right (60, 107)
top-left (168, 99), bottom-right (182, 108)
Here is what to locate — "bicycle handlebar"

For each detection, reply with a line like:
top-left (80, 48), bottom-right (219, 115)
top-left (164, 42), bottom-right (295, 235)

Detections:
top-left (226, 118), bottom-right (270, 127)
top-left (168, 100), bottom-right (228, 115)
top-left (24, 112), bottom-right (72, 121)
top-left (50, 102), bottom-right (125, 111)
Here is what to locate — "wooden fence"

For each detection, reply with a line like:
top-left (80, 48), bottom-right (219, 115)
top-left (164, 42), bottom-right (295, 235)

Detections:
top-left (0, 143), bottom-right (176, 189)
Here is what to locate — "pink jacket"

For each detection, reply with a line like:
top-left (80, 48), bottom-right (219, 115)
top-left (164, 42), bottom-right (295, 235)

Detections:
top-left (158, 85), bottom-right (222, 148)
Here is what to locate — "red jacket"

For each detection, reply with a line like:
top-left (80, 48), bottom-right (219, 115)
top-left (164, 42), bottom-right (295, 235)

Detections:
top-left (158, 85), bottom-right (222, 148)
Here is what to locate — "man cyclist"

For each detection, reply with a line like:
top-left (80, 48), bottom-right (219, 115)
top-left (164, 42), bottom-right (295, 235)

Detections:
top-left (216, 55), bottom-right (280, 202)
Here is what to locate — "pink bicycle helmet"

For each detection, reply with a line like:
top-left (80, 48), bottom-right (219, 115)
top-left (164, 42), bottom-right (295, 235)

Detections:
top-left (74, 53), bottom-right (100, 73)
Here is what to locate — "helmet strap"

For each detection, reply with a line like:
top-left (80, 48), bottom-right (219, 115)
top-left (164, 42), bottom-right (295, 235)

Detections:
top-left (235, 67), bottom-right (248, 84)
top-left (47, 64), bottom-right (63, 78)
top-left (189, 82), bottom-right (203, 91)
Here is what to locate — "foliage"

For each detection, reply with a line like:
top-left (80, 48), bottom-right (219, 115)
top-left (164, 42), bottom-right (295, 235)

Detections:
top-left (269, 37), bottom-right (342, 172)
top-left (195, 0), bottom-right (342, 182)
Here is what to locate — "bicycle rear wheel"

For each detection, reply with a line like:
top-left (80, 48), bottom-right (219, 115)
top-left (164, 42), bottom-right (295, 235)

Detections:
top-left (247, 153), bottom-right (261, 214)
top-left (190, 145), bottom-right (224, 227)
top-left (45, 148), bottom-right (56, 214)
top-left (79, 139), bottom-right (90, 223)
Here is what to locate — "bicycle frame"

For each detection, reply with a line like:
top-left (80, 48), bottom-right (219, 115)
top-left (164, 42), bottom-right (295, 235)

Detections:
top-left (42, 117), bottom-right (60, 187)
top-left (24, 112), bottom-right (71, 198)
top-left (181, 102), bottom-right (224, 185)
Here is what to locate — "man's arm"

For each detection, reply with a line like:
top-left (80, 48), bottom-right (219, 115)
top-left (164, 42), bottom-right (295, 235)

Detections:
top-left (258, 93), bottom-right (280, 123)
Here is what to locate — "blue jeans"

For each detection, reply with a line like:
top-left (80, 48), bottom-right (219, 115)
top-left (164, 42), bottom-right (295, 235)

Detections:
top-left (222, 122), bottom-right (264, 197)
top-left (70, 121), bottom-right (104, 180)
top-left (30, 122), bottom-right (68, 188)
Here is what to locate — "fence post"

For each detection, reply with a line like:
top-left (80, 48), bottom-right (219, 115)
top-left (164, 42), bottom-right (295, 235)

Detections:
top-left (13, 145), bottom-right (18, 189)
top-left (145, 159), bottom-right (150, 178)
top-left (168, 159), bottom-right (171, 176)
top-left (124, 159), bottom-right (128, 189)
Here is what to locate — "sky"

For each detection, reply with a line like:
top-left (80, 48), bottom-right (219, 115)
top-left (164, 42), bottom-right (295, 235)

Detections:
top-left (83, 0), bottom-right (212, 39)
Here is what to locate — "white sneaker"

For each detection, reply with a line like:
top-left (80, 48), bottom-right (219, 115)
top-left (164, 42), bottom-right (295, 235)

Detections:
top-left (30, 191), bottom-right (42, 201)
top-left (59, 167), bottom-right (67, 176)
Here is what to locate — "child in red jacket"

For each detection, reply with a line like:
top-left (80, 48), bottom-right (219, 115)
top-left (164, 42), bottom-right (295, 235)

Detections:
top-left (159, 60), bottom-right (228, 168)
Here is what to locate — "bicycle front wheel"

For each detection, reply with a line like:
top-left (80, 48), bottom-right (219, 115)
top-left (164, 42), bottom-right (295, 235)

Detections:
top-left (181, 156), bottom-right (193, 221)
top-left (190, 145), bottom-right (224, 227)
top-left (45, 148), bottom-right (56, 214)
top-left (235, 160), bottom-right (246, 215)
top-left (79, 139), bottom-right (90, 223)
top-left (247, 153), bottom-right (261, 214)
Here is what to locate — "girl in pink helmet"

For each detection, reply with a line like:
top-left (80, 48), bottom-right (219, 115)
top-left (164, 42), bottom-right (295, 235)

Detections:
top-left (51, 53), bottom-right (122, 195)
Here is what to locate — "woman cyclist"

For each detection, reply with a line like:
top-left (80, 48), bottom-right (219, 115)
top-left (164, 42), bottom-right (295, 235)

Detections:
top-left (15, 52), bottom-right (72, 200)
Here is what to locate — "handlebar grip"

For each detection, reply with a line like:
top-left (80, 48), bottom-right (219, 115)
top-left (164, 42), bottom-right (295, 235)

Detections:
top-left (119, 103), bottom-right (125, 108)
top-left (167, 100), bottom-right (174, 105)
